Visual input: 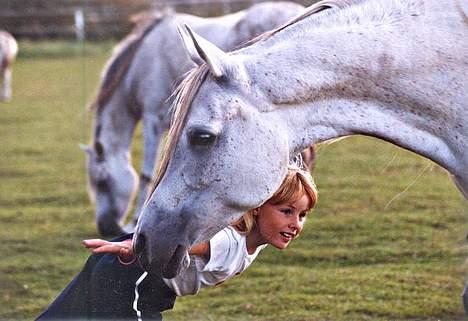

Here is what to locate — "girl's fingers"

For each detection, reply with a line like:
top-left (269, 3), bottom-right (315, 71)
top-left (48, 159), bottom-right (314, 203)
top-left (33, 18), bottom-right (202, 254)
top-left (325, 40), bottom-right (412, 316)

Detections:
top-left (82, 238), bottom-right (134, 256)
top-left (84, 240), bottom-right (133, 253)
top-left (91, 243), bottom-right (136, 261)
top-left (82, 239), bottom-right (110, 248)
top-left (92, 244), bottom-right (123, 254)
top-left (118, 247), bottom-right (134, 257)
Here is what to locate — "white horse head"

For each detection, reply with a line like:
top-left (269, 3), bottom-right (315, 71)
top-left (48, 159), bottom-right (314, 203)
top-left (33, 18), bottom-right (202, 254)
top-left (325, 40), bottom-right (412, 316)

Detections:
top-left (82, 139), bottom-right (138, 236)
top-left (134, 0), bottom-right (468, 277)
top-left (0, 30), bottom-right (18, 102)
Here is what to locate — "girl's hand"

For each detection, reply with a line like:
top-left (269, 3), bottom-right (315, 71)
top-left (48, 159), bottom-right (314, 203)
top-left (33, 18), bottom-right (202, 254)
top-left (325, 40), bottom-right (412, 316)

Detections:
top-left (82, 239), bottom-right (135, 264)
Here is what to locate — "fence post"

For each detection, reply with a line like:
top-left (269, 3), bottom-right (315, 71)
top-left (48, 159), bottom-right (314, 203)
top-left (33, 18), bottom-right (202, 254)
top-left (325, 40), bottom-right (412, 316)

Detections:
top-left (74, 8), bottom-right (85, 42)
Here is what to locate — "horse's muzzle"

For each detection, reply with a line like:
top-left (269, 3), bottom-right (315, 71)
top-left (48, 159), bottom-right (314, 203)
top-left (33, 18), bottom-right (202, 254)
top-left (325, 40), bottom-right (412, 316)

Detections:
top-left (133, 230), bottom-right (189, 278)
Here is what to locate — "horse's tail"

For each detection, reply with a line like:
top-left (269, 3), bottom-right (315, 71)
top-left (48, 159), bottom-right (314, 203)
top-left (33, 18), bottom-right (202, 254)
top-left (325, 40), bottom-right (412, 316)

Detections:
top-left (88, 8), bottom-right (173, 112)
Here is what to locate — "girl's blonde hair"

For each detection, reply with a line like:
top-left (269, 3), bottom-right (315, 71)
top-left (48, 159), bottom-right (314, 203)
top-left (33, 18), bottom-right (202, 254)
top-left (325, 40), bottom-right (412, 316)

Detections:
top-left (231, 165), bottom-right (318, 234)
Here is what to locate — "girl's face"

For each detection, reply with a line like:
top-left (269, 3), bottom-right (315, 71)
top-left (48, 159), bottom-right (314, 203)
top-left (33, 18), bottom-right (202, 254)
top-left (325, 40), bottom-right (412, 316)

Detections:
top-left (255, 194), bottom-right (310, 250)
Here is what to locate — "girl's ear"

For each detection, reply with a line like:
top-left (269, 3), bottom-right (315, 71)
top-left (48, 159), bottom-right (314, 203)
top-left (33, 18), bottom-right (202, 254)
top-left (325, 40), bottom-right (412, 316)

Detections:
top-left (253, 208), bottom-right (260, 216)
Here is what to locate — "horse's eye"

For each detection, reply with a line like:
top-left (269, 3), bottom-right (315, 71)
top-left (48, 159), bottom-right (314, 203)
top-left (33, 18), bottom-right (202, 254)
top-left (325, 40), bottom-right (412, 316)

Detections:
top-left (188, 127), bottom-right (218, 146)
top-left (95, 178), bottom-right (111, 192)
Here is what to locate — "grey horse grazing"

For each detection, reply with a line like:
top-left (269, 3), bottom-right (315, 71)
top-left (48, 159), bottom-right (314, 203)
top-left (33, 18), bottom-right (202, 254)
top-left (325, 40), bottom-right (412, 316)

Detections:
top-left (0, 30), bottom-right (18, 102)
top-left (133, 0), bottom-right (467, 286)
top-left (82, 2), bottom-right (306, 236)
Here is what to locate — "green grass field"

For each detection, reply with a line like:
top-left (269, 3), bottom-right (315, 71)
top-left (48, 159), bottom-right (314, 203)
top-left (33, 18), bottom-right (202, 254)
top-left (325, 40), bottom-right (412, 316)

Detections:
top-left (0, 41), bottom-right (467, 321)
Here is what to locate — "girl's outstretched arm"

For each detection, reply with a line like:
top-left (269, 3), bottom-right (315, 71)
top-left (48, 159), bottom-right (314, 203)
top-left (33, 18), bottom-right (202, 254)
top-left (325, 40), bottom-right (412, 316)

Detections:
top-left (82, 239), bottom-right (210, 261)
top-left (82, 238), bottom-right (210, 261)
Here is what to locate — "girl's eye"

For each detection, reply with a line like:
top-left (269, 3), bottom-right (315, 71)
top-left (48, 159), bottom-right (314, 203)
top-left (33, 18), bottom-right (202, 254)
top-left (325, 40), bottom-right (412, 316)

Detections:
top-left (281, 208), bottom-right (292, 215)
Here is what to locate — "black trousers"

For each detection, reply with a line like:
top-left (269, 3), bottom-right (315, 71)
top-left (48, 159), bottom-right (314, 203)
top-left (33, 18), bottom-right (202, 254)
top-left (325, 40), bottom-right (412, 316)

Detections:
top-left (36, 234), bottom-right (176, 321)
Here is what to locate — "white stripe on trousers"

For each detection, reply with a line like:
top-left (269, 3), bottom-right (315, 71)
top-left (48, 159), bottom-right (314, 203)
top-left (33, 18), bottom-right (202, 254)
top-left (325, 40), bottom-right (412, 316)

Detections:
top-left (133, 271), bottom-right (148, 321)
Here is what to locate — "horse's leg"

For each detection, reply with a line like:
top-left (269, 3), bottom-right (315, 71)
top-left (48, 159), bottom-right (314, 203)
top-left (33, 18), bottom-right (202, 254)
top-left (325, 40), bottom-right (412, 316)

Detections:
top-left (3, 65), bottom-right (12, 101)
top-left (0, 64), bottom-right (8, 102)
top-left (125, 112), bottom-right (167, 231)
top-left (301, 144), bottom-right (317, 172)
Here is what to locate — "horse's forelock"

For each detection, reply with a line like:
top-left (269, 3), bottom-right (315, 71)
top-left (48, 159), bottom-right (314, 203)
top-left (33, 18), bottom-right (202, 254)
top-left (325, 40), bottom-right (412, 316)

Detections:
top-left (145, 65), bottom-right (209, 204)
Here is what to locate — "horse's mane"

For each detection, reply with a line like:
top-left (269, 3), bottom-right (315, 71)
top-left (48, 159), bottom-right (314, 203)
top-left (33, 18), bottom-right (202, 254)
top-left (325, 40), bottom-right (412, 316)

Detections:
top-left (89, 9), bottom-right (173, 113)
top-left (246, 0), bottom-right (422, 46)
top-left (147, 66), bottom-right (209, 201)
top-left (244, 0), bottom-right (357, 45)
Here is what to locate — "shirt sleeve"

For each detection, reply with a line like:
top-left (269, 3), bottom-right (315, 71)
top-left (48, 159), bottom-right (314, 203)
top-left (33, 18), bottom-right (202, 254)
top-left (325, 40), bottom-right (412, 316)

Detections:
top-left (202, 228), bottom-right (237, 273)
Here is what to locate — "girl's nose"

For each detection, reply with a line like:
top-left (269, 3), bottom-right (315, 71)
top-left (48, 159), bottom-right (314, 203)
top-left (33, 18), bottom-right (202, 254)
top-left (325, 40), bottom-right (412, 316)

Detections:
top-left (288, 216), bottom-right (300, 229)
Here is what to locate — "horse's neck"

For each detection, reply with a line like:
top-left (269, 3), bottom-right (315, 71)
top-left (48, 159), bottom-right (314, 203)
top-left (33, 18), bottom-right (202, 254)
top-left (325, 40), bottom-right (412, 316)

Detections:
top-left (93, 94), bottom-right (139, 154)
top-left (242, 0), bottom-right (467, 176)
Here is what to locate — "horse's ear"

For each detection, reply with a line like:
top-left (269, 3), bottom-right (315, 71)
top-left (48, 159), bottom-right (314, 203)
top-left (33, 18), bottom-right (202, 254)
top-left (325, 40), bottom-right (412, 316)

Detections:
top-left (177, 24), bottom-right (230, 78)
top-left (177, 24), bottom-right (205, 67)
top-left (79, 143), bottom-right (92, 155)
